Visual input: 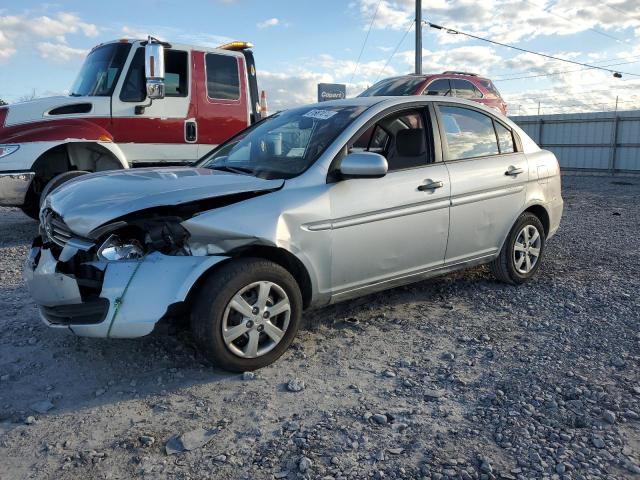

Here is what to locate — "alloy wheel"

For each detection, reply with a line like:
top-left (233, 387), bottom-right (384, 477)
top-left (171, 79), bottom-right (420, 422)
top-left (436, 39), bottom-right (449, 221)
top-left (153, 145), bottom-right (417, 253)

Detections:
top-left (513, 224), bottom-right (542, 274)
top-left (221, 281), bottom-right (291, 358)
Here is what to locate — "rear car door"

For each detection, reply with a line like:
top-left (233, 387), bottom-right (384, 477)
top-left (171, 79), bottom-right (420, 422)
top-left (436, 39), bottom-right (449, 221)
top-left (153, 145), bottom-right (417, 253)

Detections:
top-left (329, 106), bottom-right (450, 296)
top-left (435, 103), bottom-right (528, 263)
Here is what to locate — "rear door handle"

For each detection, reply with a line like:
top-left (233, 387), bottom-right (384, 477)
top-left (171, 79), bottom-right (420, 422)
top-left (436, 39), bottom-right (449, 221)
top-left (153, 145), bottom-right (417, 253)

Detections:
top-left (505, 166), bottom-right (524, 176)
top-left (418, 180), bottom-right (444, 191)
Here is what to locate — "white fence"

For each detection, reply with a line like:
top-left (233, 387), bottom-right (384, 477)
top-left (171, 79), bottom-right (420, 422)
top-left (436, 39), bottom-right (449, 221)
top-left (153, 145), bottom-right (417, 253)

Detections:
top-left (511, 110), bottom-right (640, 173)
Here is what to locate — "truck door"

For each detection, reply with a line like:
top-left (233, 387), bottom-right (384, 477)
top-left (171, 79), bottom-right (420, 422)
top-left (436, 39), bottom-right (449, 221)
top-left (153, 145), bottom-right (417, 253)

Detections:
top-left (110, 46), bottom-right (198, 165)
top-left (193, 51), bottom-right (250, 158)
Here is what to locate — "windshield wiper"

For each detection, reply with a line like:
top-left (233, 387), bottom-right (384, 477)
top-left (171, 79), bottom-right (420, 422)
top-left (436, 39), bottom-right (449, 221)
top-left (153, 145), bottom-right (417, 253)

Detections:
top-left (208, 165), bottom-right (255, 176)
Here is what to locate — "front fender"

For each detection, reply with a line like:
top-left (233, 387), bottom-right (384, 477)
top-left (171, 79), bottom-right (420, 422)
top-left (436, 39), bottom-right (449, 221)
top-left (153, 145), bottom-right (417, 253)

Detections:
top-left (0, 118), bottom-right (113, 144)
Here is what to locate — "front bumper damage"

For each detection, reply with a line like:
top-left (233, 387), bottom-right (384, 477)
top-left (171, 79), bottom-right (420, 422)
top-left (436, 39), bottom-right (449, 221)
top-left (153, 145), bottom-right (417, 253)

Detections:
top-left (24, 240), bottom-right (227, 338)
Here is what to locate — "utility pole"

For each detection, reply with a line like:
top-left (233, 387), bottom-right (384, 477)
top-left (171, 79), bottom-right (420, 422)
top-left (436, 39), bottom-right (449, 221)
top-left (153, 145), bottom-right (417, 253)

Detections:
top-left (415, 0), bottom-right (422, 75)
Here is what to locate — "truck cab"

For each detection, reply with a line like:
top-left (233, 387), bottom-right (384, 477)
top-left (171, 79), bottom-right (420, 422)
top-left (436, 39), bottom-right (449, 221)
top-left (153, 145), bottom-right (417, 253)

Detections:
top-left (0, 38), bottom-right (262, 218)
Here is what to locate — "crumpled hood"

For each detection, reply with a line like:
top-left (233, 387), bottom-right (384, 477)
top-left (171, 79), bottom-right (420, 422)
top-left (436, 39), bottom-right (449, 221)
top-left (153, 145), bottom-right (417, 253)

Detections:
top-left (46, 167), bottom-right (284, 237)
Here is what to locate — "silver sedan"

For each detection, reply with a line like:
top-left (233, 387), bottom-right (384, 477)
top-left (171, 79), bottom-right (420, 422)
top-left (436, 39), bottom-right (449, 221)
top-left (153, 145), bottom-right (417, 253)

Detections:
top-left (25, 96), bottom-right (563, 371)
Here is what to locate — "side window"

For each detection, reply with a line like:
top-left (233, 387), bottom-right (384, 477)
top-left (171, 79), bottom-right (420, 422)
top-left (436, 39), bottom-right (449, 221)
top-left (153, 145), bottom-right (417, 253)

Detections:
top-left (120, 48), bottom-right (188, 102)
top-left (438, 105), bottom-right (499, 160)
top-left (350, 109), bottom-right (430, 171)
top-left (164, 50), bottom-right (188, 97)
top-left (480, 79), bottom-right (501, 98)
top-left (424, 79), bottom-right (451, 96)
top-left (453, 79), bottom-right (482, 99)
top-left (350, 125), bottom-right (389, 154)
top-left (205, 53), bottom-right (240, 100)
top-left (120, 48), bottom-right (145, 102)
top-left (495, 121), bottom-right (515, 154)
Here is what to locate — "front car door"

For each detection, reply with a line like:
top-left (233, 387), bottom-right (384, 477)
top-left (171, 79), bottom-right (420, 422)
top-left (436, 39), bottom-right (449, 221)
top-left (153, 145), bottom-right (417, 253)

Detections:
top-left (434, 103), bottom-right (528, 264)
top-left (328, 106), bottom-right (450, 299)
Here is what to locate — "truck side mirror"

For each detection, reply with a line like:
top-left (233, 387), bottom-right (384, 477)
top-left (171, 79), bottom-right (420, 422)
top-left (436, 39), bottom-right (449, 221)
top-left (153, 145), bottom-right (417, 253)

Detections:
top-left (144, 40), bottom-right (165, 100)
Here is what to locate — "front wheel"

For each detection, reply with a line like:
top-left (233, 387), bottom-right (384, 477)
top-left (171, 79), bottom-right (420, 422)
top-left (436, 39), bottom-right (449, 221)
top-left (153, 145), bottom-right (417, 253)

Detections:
top-left (490, 213), bottom-right (546, 285)
top-left (191, 258), bottom-right (303, 372)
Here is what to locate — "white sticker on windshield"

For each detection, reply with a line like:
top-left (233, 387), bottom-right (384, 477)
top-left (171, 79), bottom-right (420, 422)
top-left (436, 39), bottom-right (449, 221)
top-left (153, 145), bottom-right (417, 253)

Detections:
top-left (303, 109), bottom-right (338, 120)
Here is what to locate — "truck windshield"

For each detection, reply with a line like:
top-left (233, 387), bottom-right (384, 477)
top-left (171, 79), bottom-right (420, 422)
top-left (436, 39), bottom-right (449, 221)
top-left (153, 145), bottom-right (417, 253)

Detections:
top-left (199, 105), bottom-right (368, 179)
top-left (70, 43), bottom-right (132, 97)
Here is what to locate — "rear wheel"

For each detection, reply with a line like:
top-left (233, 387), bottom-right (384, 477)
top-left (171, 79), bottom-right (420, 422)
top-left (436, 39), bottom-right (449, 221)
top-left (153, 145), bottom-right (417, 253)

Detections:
top-left (191, 258), bottom-right (302, 372)
top-left (490, 212), bottom-right (545, 284)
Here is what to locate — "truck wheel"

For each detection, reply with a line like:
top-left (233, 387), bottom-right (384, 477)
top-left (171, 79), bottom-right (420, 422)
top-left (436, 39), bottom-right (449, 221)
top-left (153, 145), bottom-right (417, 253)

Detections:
top-left (490, 212), bottom-right (546, 285)
top-left (39, 171), bottom-right (90, 208)
top-left (191, 258), bottom-right (303, 372)
top-left (20, 202), bottom-right (40, 220)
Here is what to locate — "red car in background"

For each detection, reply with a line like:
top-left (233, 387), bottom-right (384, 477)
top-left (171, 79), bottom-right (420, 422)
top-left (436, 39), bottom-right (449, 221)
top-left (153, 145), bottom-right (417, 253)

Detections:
top-left (359, 71), bottom-right (507, 115)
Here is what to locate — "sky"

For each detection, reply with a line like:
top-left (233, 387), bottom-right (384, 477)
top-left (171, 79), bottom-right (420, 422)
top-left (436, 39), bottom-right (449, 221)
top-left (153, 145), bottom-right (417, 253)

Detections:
top-left (1, 0), bottom-right (640, 115)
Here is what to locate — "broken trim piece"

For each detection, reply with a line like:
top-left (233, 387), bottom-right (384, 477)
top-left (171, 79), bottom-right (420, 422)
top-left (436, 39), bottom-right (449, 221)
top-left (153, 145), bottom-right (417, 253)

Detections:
top-left (106, 261), bottom-right (142, 337)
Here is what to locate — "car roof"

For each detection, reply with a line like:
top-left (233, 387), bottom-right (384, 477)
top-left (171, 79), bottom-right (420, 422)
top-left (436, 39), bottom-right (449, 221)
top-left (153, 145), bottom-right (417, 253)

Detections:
top-left (375, 73), bottom-right (491, 83)
top-left (306, 95), bottom-right (495, 112)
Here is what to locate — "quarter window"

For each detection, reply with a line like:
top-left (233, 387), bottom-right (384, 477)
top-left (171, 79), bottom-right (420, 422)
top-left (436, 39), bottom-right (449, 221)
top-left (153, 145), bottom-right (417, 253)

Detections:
top-left (350, 110), bottom-right (430, 170)
top-left (424, 79), bottom-right (452, 96)
top-left (438, 105), bottom-right (500, 160)
top-left (206, 54), bottom-right (240, 100)
top-left (453, 79), bottom-right (482, 99)
top-left (495, 121), bottom-right (515, 154)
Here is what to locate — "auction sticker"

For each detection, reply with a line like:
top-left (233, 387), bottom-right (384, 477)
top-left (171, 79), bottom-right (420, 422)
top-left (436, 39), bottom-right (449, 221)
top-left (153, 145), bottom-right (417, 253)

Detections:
top-left (303, 109), bottom-right (338, 120)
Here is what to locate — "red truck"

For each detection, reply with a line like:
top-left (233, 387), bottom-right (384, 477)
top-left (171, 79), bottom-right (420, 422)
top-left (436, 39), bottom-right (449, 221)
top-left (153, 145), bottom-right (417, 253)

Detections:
top-left (0, 37), bottom-right (265, 217)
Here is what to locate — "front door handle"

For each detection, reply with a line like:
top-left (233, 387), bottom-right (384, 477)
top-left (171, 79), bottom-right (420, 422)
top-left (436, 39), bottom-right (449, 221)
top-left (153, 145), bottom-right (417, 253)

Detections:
top-left (418, 179), bottom-right (444, 191)
top-left (505, 166), bottom-right (524, 176)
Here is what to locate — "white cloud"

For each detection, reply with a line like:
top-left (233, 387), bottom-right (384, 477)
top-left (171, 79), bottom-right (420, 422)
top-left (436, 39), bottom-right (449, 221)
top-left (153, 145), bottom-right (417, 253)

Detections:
top-left (257, 18), bottom-right (280, 29)
top-left (355, 0), bottom-right (640, 43)
top-left (258, 67), bottom-right (373, 111)
top-left (0, 11), bottom-right (98, 62)
top-left (397, 45), bottom-right (503, 76)
top-left (36, 42), bottom-right (87, 63)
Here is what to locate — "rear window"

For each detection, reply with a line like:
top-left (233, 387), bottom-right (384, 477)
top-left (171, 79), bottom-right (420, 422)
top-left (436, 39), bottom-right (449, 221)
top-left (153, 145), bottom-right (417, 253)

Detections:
top-left (480, 79), bottom-right (502, 98)
top-left (359, 77), bottom-right (425, 97)
top-left (205, 53), bottom-right (240, 100)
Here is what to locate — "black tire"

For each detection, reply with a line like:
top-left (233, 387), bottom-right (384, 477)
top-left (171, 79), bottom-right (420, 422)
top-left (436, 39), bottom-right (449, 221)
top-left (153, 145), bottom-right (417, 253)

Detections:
top-left (39, 171), bottom-right (90, 208)
top-left (20, 203), bottom-right (40, 220)
top-left (490, 212), bottom-right (546, 285)
top-left (191, 258), bottom-right (303, 372)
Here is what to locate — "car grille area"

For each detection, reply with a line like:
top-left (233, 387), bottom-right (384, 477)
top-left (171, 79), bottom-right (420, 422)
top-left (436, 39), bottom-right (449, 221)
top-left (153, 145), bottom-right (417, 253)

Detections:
top-left (40, 298), bottom-right (110, 326)
top-left (42, 210), bottom-right (75, 248)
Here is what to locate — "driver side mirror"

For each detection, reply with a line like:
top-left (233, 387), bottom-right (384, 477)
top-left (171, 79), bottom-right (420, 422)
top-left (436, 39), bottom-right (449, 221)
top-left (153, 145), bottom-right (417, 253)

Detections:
top-left (144, 39), bottom-right (165, 100)
top-left (339, 152), bottom-right (388, 179)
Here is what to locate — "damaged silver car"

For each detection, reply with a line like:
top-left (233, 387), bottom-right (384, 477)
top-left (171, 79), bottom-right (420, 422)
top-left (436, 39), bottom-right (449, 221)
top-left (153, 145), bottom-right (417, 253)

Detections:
top-left (25, 96), bottom-right (563, 371)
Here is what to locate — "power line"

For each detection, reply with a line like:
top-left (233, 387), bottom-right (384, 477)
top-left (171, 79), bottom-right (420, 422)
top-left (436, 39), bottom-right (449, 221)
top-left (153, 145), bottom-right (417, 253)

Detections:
top-left (504, 79), bottom-right (640, 101)
top-left (492, 54), bottom-right (640, 80)
top-left (427, 22), bottom-right (640, 78)
top-left (493, 59), bottom-right (640, 82)
top-left (349, 0), bottom-right (382, 85)
top-left (373, 21), bottom-right (414, 83)
top-left (522, 0), bottom-right (631, 45)
top-left (604, 2), bottom-right (635, 14)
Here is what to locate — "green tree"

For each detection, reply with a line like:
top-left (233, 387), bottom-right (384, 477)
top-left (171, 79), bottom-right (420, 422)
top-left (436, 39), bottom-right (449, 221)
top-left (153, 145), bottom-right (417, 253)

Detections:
top-left (0, 99), bottom-right (7, 106)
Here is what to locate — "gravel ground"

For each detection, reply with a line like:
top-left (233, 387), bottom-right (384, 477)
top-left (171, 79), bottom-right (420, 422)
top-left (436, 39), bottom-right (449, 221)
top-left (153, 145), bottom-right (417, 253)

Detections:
top-left (0, 175), bottom-right (639, 480)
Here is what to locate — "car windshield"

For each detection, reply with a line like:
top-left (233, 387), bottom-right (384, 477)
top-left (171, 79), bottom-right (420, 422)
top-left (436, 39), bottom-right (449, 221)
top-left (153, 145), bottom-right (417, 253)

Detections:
top-left (70, 43), bottom-right (132, 97)
top-left (199, 105), bottom-right (368, 179)
top-left (359, 77), bottom-right (425, 97)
